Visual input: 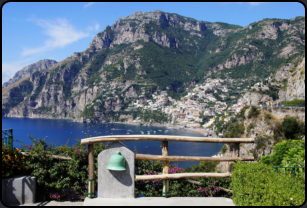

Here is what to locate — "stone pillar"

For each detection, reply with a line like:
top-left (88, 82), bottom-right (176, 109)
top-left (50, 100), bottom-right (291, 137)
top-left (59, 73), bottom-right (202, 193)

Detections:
top-left (98, 142), bottom-right (135, 198)
top-left (2, 176), bottom-right (36, 206)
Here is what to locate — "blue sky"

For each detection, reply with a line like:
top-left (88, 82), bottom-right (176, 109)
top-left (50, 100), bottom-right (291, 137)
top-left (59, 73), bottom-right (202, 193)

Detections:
top-left (2, 2), bottom-right (305, 83)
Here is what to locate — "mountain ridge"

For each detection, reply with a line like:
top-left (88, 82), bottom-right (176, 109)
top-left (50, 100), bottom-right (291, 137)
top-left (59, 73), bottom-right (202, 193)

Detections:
top-left (2, 11), bottom-right (305, 126)
top-left (2, 59), bottom-right (58, 89)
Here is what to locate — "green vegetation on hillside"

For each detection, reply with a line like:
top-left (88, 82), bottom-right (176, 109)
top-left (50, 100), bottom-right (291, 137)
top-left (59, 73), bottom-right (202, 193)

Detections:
top-left (257, 84), bottom-right (280, 100)
top-left (223, 122), bottom-right (245, 138)
top-left (260, 137), bottom-right (305, 167)
top-left (213, 22), bottom-right (242, 30)
top-left (231, 161), bottom-right (305, 206)
top-left (6, 80), bottom-right (33, 108)
top-left (3, 13), bottom-right (305, 119)
top-left (281, 99), bottom-right (305, 106)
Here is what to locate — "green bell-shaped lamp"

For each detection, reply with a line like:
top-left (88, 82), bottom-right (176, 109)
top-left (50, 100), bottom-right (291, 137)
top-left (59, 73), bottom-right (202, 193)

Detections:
top-left (107, 151), bottom-right (126, 171)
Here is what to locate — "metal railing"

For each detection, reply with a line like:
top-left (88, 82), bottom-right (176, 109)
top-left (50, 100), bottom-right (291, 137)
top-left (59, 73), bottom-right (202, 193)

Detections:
top-left (2, 129), bottom-right (13, 149)
top-left (272, 166), bottom-right (305, 177)
top-left (249, 104), bottom-right (305, 109)
top-left (81, 135), bottom-right (255, 198)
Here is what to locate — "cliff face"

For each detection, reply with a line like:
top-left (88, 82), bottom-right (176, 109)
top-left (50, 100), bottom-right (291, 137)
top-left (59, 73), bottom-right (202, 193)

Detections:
top-left (238, 91), bottom-right (273, 106)
top-left (89, 11), bottom-right (208, 51)
top-left (278, 57), bottom-right (305, 101)
top-left (1, 11), bottom-right (305, 122)
top-left (2, 59), bottom-right (57, 88)
top-left (217, 106), bottom-right (305, 173)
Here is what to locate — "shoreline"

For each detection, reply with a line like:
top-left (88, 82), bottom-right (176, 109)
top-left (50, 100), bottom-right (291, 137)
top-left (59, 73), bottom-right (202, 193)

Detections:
top-left (186, 128), bottom-right (207, 135)
top-left (4, 117), bottom-right (216, 137)
top-left (112, 121), bottom-right (217, 137)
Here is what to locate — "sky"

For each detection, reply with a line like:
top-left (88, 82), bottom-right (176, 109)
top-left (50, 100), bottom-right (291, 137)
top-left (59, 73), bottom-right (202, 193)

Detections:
top-left (2, 2), bottom-right (305, 83)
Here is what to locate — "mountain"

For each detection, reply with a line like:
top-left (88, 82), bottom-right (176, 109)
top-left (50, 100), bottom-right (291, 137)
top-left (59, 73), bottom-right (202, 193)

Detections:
top-left (278, 57), bottom-right (305, 101)
top-left (2, 11), bottom-right (305, 124)
top-left (2, 59), bottom-right (58, 88)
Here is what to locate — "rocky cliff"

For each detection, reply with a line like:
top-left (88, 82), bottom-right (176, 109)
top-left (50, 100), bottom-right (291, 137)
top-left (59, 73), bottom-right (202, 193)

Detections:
top-left (278, 57), bottom-right (305, 101)
top-left (216, 106), bottom-right (305, 173)
top-left (1, 11), bottom-right (305, 123)
top-left (2, 59), bottom-right (57, 88)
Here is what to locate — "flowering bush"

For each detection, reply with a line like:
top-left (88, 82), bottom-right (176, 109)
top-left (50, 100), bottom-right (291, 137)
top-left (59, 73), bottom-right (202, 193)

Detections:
top-left (7, 135), bottom-right (233, 200)
top-left (134, 151), bottom-right (164, 197)
top-left (15, 135), bottom-right (108, 201)
top-left (134, 150), bottom-right (232, 198)
top-left (49, 190), bottom-right (75, 201)
top-left (169, 166), bottom-right (185, 173)
top-left (2, 145), bottom-right (28, 178)
top-left (199, 177), bottom-right (232, 197)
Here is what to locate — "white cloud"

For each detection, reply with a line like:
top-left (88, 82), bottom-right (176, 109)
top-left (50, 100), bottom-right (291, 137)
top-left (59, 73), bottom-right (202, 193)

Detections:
top-left (249, 2), bottom-right (265, 6)
top-left (95, 23), bottom-right (100, 31)
top-left (84, 2), bottom-right (95, 9)
top-left (2, 61), bottom-right (29, 83)
top-left (218, 2), bottom-right (243, 4)
top-left (218, 2), bottom-right (264, 6)
top-left (87, 23), bottom-right (100, 32)
top-left (22, 17), bottom-right (90, 56)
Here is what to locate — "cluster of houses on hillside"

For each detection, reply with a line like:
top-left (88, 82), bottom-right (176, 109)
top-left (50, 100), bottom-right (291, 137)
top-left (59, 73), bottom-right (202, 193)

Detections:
top-left (126, 78), bottom-right (248, 128)
top-left (99, 76), bottom-right (283, 132)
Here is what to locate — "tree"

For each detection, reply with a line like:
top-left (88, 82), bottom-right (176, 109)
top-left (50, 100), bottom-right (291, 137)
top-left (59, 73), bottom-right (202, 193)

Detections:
top-left (282, 116), bottom-right (304, 140)
top-left (223, 122), bottom-right (245, 138)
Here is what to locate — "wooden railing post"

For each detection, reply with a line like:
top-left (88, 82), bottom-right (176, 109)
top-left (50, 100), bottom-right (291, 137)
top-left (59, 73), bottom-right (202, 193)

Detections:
top-left (88, 144), bottom-right (95, 198)
top-left (80, 135), bottom-right (255, 197)
top-left (237, 143), bottom-right (240, 157)
top-left (162, 141), bottom-right (169, 197)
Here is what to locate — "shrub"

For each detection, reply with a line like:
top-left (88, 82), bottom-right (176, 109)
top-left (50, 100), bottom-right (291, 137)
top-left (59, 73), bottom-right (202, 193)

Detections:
top-left (249, 149), bottom-right (259, 161)
top-left (254, 135), bottom-right (270, 151)
top-left (231, 161), bottom-right (305, 206)
top-left (17, 135), bottom-right (106, 201)
top-left (281, 99), bottom-right (305, 106)
top-left (199, 177), bottom-right (232, 197)
top-left (248, 106), bottom-right (260, 119)
top-left (134, 150), bottom-right (231, 198)
top-left (223, 122), bottom-right (245, 150)
top-left (223, 122), bottom-right (245, 138)
top-left (247, 123), bottom-right (254, 134)
top-left (185, 161), bottom-right (218, 173)
top-left (221, 144), bottom-right (228, 154)
top-left (265, 113), bottom-right (272, 120)
top-left (260, 137), bottom-right (305, 167)
top-left (134, 148), bottom-right (164, 197)
top-left (282, 116), bottom-right (305, 140)
top-left (237, 106), bottom-right (250, 119)
top-left (2, 145), bottom-right (28, 178)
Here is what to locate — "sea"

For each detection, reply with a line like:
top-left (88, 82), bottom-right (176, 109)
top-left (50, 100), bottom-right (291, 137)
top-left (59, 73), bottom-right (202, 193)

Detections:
top-left (2, 117), bottom-right (224, 169)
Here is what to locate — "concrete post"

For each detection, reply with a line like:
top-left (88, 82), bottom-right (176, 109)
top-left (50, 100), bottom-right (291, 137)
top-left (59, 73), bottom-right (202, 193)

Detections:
top-left (2, 176), bottom-right (36, 206)
top-left (98, 142), bottom-right (135, 198)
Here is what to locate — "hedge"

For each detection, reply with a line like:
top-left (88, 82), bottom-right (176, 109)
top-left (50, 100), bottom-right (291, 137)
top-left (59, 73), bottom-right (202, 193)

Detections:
top-left (230, 161), bottom-right (305, 206)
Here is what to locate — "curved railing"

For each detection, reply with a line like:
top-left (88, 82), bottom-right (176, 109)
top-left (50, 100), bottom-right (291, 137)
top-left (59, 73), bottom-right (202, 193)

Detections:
top-left (81, 135), bottom-right (255, 198)
top-left (272, 166), bottom-right (305, 177)
top-left (2, 129), bottom-right (13, 149)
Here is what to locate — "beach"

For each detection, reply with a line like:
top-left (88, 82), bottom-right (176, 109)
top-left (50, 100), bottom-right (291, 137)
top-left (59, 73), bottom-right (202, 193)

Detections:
top-left (186, 128), bottom-right (207, 135)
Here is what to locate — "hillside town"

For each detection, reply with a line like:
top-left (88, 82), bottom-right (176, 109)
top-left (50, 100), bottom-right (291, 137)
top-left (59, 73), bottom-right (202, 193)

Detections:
top-left (117, 78), bottom-right (249, 130)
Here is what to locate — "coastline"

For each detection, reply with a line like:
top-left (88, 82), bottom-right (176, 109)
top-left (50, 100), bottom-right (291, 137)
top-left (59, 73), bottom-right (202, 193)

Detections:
top-left (186, 128), bottom-right (207, 135)
top-left (112, 121), bottom-right (218, 138)
top-left (4, 116), bottom-right (217, 138)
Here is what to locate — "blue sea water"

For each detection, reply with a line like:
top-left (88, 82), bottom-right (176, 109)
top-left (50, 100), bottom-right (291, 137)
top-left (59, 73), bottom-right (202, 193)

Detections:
top-left (2, 117), bottom-right (224, 168)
